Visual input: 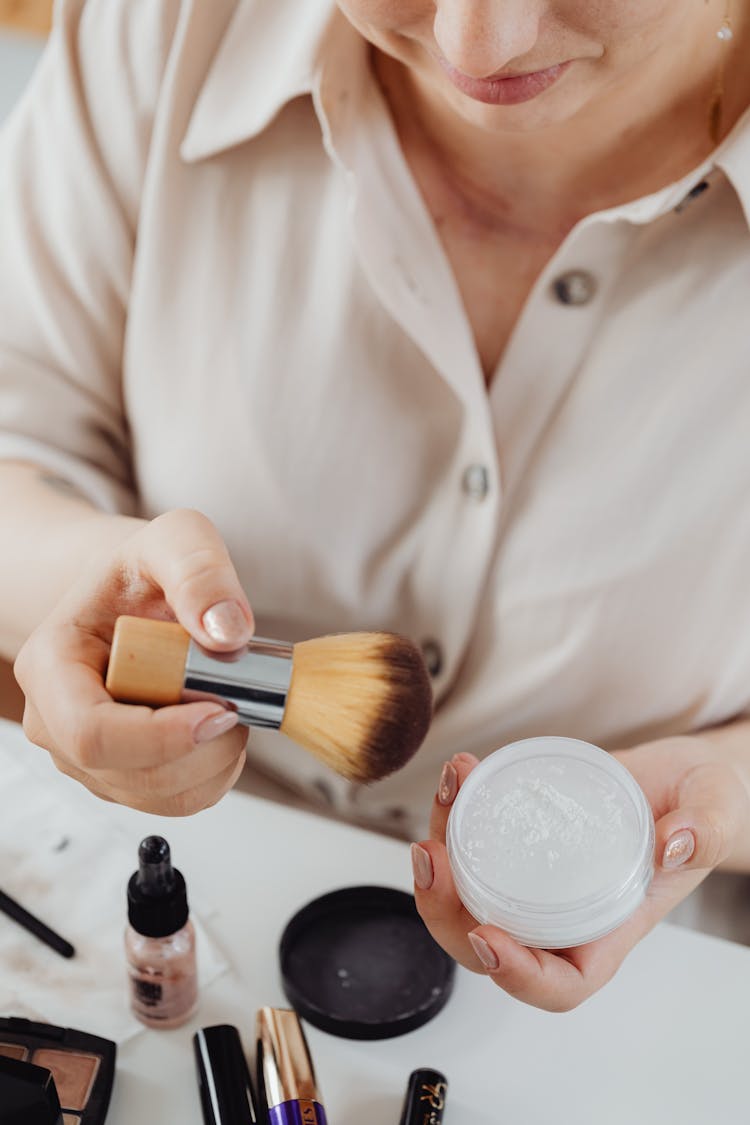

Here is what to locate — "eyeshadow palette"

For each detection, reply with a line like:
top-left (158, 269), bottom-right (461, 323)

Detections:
top-left (0, 1018), bottom-right (116, 1124)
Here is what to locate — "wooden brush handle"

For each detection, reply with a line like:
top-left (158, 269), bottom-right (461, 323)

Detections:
top-left (105, 616), bottom-right (190, 706)
top-left (0, 0), bottom-right (53, 35)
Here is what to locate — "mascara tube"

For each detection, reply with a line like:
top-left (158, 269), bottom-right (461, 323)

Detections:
top-left (193, 1025), bottom-right (257, 1125)
top-left (256, 1008), bottom-right (327, 1125)
top-left (399, 1068), bottom-right (448, 1125)
top-left (106, 616), bottom-right (293, 728)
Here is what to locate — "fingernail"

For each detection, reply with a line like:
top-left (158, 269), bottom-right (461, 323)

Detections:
top-left (202, 600), bottom-right (249, 646)
top-left (662, 829), bottom-right (695, 869)
top-left (438, 761), bottom-right (458, 806)
top-left (194, 709), bottom-right (239, 744)
top-left (468, 931), bottom-right (500, 971)
top-left (410, 843), bottom-right (434, 891)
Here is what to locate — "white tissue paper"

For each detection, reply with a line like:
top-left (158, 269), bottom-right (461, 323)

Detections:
top-left (0, 743), bottom-right (227, 1044)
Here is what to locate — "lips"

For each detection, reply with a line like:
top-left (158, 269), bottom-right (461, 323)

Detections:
top-left (437, 57), bottom-right (572, 106)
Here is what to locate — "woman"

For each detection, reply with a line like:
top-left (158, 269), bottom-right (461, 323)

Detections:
top-left (1, 0), bottom-right (749, 1011)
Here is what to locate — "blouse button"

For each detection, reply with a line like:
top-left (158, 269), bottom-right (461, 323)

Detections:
top-left (462, 464), bottom-right (490, 501)
top-left (552, 270), bottom-right (597, 306)
top-left (420, 639), bottom-right (443, 678)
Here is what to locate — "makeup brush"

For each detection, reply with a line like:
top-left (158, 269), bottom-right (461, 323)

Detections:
top-left (0, 889), bottom-right (75, 959)
top-left (105, 616), bottom-right (433, 783)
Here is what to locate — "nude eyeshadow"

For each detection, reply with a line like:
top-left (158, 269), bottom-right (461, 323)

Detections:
top-left (0, 1042), bottom-right (29, 1059)
top-left (32, 1049), bottom-right (99, 1111)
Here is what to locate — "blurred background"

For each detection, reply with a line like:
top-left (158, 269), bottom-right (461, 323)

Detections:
top-left (0, 1), bottom-right (46, 721)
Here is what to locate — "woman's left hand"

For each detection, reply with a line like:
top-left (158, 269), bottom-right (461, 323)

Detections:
top-left (412, 736), bottom-right (750, 1011)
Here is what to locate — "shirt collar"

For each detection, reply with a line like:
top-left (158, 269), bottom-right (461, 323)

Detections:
top-left (181, 1), bottom-right (359, 163)
top-left (715, 104), bottom-right (750, 228)
top-left (182, 6), bottom-right (750, 233)
top-left (588, 101), bottom-right (750, 230)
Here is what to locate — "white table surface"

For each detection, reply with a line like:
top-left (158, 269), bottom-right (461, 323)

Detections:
top-left (1, 718), bottom-right (749, 1124)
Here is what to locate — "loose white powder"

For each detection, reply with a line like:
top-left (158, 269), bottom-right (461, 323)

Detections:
top-left (461, 755), bottom-right (641, 904)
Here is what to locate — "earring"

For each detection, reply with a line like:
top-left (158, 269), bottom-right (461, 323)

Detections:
top-left (709, 4), bottom-right (734, 143)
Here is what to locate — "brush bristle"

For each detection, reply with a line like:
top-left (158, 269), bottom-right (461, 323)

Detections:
top-left (280, 632), bottom-right (433, 783)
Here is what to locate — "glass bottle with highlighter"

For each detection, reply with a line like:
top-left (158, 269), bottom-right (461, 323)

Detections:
top-left (125, 836), bottom-right (198, 1029)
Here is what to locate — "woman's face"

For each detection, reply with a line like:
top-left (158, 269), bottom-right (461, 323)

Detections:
top-left (336, 1), bottom-right (721, 132)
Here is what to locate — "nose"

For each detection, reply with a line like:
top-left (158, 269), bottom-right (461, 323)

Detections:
top-left (433, 1), bottom-right (542, 78)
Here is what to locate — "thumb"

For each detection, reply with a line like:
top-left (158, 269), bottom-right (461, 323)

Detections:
top-left (656, 762), bottom-right (746, 873)
top-left (138, 509), bottom-right (254, 651)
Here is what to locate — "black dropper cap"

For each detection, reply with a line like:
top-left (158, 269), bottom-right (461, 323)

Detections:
top-left (127, 836), bottom-right (189, 938)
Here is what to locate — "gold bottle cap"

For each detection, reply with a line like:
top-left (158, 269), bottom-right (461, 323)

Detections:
top-left (256, 1008), bottom-right (320, 1108)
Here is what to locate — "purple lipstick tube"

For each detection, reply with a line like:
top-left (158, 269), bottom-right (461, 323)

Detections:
top-left (256, 1008), bottom-right (327, 1125)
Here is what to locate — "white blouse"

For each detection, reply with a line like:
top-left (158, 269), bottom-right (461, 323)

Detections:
top-left (2, 0), bottom-right (750, 838)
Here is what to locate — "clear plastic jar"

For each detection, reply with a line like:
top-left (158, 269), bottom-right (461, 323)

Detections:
top-left (447, 737), bottom-right (655, 948)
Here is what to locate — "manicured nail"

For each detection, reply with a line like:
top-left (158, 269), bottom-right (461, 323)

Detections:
top-left (468, 932), bottom-right (500, 971)
top-left (411, 843), bottom-right (434, 891)
top-left (438, 761), bottom-right (458, 806)
top-left (662, 829), bottom-right (695, 869)
top-left (202, 600), bottom-right (249, 645)
top-left (194, 709), bottom-right (239, 744)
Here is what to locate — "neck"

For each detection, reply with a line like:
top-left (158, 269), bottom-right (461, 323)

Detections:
top-left (375, 6), bottom-right (750, 236)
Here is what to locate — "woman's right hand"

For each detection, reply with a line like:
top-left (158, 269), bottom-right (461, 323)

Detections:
top-left (14, 508), bottom-right (255, 815)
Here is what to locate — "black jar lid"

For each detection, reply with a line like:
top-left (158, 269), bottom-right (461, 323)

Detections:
top-left (279, 885), bottom-right (456, 1040)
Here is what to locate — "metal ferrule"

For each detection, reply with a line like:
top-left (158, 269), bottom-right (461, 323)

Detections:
top-left (183, 638), bottom-right (293, 728)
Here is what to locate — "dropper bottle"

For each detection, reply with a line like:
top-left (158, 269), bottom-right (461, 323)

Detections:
top-left (125, 835), bottom-right (198, 1029)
